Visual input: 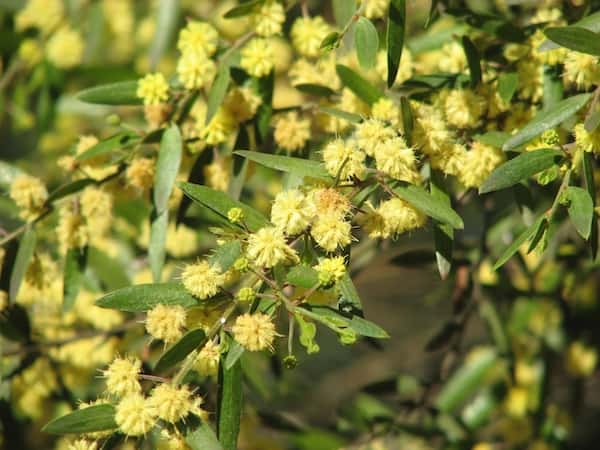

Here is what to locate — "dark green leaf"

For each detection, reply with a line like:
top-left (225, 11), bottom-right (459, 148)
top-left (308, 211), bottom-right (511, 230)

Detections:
top-left (339, 273), bottom-right (363, 310)
top-left (527, 218), bottom-right (548, 254)
top-left (209, 240), bottom-right (242, 272)
top-left (184, 418), bottom-right (224, 450)
top-left (493, 216), bottom-right (545, 270)
top-left (9, 227), bottom-right (36, 303)
top-left (176, 149), bottom-right (215, 226)
top-left (286, 265), bottom-right (319, 289)
top-left (224, 341), bottom-right (245, 370)
top-left (435, 348), bottom-right (497, 413)
top-left (355, 17), bottom-right (379, 70)
top-left (461, 36), bottom-right (481, 87)
top-left (149, 209), bottom-right (168, 283)
top-left (206, 66), bottom-right (231, 124)
top-left (333, 0), bottom-right (355, 27)
top-left (47, 179), bottom-right (95, 203)
top-left (223, 0), bottom-right (261, 18)
top-left (75, 131), bottom-right (140, 162)
top-left (76, 81), bottom-right (142, 105)
top-left (565, 186), bottom-right (594, 240)
top-left (252, 70), bottom-right (274, 142)
top-left (43, 405), bottom-right (117, 434)
top-left (178, 182), bottom-right (269, 232)
top-left (0, 303), bottom-right (30, 342)
top-left (348, 315), bottom-right (389, 339)
top-left (400, 97), bottom-right (413, 145)
top-left (497, 72), bottom-right (518, 103)
top-left (474, 131), bottom-right (510, 148)
top-left (336, 64), bottom-right (383, 105)
top-left (155, 328), bottom-right (206, 373)
top-left (234, 151), bottom-right (332, 181)
top-left (408, 24), bottom-right (468, 54)
top-left (430, 171), bottom-right (453, 279)
top-left (294, 83), bottom-right (336, 97)
top-left (539, 11), bottom-right (600, 51)
top-left (63, 247), bottom-right (88, 312)
top-left (544, 26), bottom-right (600, 56)
top-left (96, 282), bottom-right (201, 312)
top-left (503, 93), bottom-right (591, 151)
top-left (387, 0), bottom-right (406, 87)
top-left (154, 124), bottom-right (182, 214)
top-left (320, 31), bottom-right (341, 51)
top-left (87, 247), bottom-right (130, 291)
top-left (582, 152), bottom-right (597, 257)
top-left (393, 184), bottom-right (464, 229)
top-left (318, 106), bottom-right (362, 123)
top-left (149, 0), bottom-right (180, 69)
top-left (479, 148), bottom-right (564, 194)
top-left (542, 69), bottom-right (563, 110)
top-left (217, 358), bottom-right (243, 450)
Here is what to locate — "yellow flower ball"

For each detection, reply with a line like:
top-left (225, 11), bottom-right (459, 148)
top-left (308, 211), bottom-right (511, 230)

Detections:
top-left (137, 73), bottom-right (170, 106)
top-left (115, 393), bottom-right (156, 436)
top-left (273, 111), bottom-right (311, 152)
top-left (146, 304), bottom-right (187, 344)
top-left (181, 260), bottom-right (225, 299)
top-left (232, 313), bottom-right (278, 351)
top-left (240, 38), bottom-right (275, 78)
top-left (566, 341), bottom-right (597, 377)
top-left (195, 340), bottom-right (221, 376)
top-left (102, 356), bottom-right (142, 397)
top-left (126, 157), bottom-right (155, 191)
top-left (247, 226), bottom-right (299, 268)
top-left (177, 21), bottom-right (219, 56)
top-left (290, 16), bottom-right (331, 58)
top-left (251, 0), bottom-right (285, 37)
top-left (378, 197), bottom-right (427, 237)
top-left (147, 383), bottom-right (202, 423)
top-left (322, 138), bottom-right (366, 181)
top-left (46, 26), bottom-right (84, 69)
top-left (310, 214), bottom-right (352, 252)
top-left (10, 174), bottom-right (48, 221)
top-left (177, 48), bottom-right (216, 90)
top-left (270, 189), bottom-right (314, 236)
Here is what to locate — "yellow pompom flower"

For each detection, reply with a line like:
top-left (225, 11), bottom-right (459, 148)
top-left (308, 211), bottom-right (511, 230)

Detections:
top-left (504, 386), bottom-right (529, 418)
top-left (456, 142), bottom-right (505, 189)
top-left (10, 174), bottom-right (48, 220)
top-left (16, 0), bottom-right (64, 35)
top-left (563, 51), bottom-right (600, 90)
top-left (46, 26), bottom-right (84, 69)
top-left (371, 97), bottom-right (401, 128)
top-left (357, 201), bottom-right (387, 238)
top-left (373, 137), bottom-right (420, 184)
top-left (251, 0), bottom-right (285, 37)
top-left (273, 111), bottom-right (311, 152)
top-left (126, 157), bottom-right (155, 191)
top-left (115, 393), bottom-right (156, 436)
top-left (443, 89), bottom-right (486, 129)
top-left (566, 341), bottom-right (597, 377)
top-left (181, 260), bottom-right (225, 299)
top-left (290, 16), bottom-right (331, 58)
top-left (146, 304), bottom-right (187, 344)
top-left (240, 38), bottom-right (275, 77)
top-left (311, 214), bottom-right (352, 252)
top-left (314, 256), bottom-right (346, 286)
top-left (232, 313), bottom-right (278, 351)
top-left (195, 340), bottom-right (220, 376)
top-left (362, 0), bottom-right (390, 19)
top-left (199, 109), bottom-right (236, 145)
top-left (137, 73), bottom-right (169, 106)
top-left (354, 119), bottom-right (396, 156)
top-left (80, 187), bottom-right (113, 238)
top-left (204, 158), bottom-right (231, 190)
top-left (227, 207), bottom-right (244, 224)
top-left (223, 86), bottom-right (262, 122)
top-left (56, 205), bottom-right (87, 253)
top-left (177, 21), bottom-right (219, 56)
top-left (18, 39), bottom-right (43, 67)
top-left (177, 49), bottom-right (216, 90)
top-left (147, 383), bottom-right (203, 423)
top-left (237, 286), bottom-right (256, 303)
top-left (247, 226), bottom-right (299, 268)
top-left (438, 41), bottom-right (467, 73)
top-left (322, 139), bottom-right (366, 181)
top-left (378, 198), bottom-right (426, 237)
top-left (67, 439), bottom-right (98, 450)
top-left (271, 189), bottom-right (314, 236)
top-left (309, 187), bottom-right (352, 218)
top-left (102, 356), bottom-right (142, 397)
top-left (574, 123), bottom-right (600, 154)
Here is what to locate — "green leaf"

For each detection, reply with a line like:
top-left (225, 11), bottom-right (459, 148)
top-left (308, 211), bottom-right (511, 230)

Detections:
top-left (542, 69), bottom-right (563, 110)
top-left (565, 186), bottom-right (594, 240)
top-left (96, 282), bottom-right (201, 312)
top-left (252, 70), bottom-right (274, 142)
top-left (308, 306), bottom-right (389, 338)
top-left (154, 124), bottom-right (182, 214)
top-left (544, 26), bottom-right (600, 56)
top-left (185, 418), bottom-right (224, 450)
top-left (333, 0), bottom-right (355, 27)
top-left (583, 152), bottom-right (598, 258)
top-left (497, 72), bottom-right (518, 103)
top-left (75, 131), bottom-right (140, 162)
top-left (76, 81), bottom-right (142, 105)
top-left (234, 151), bottom-right (332, 181)
top-left (461, 36), bottom-right (481, 88)
top-left (539, 11), bottom-right (600, 51)
top-left (318, 106), bottom-right (362, 123)
top-left (355, 17), bottom-right (379, 70)
top-left (295, 313), bottom-right (320, 354)
top-left (47, 179), bottom-right (96, 203)
top-left (493, 216), bottom-right (545, 270)
top-left (503, 93), bottom-right (591, 151)
top-left (287, 265), bottom-right (319, 289)
top-left (149, 0), bottom-right (180, 69)
top-left (9, 227), bottom-right (36, 303)
top-left (435, 348), bottom-right (497, 413)
top-left (206, 66), bottom-right (231, 124)
top-left (387, 0), bottom-right (406, 87)
top-left (0, 161), bottom-right (23, 190)
top-left (400, 97), bottom-right (413, 145)
top-left (320, 31), bottom-right (341, 51)
top-left (217, 358), bottom-right (243, 450)
top-left (348, 315), bottom-right (389, 339)
top-left (393, 184), bottom-right (464, 229)
top-left (585, 110), bottom-right (600, 133)
top-left (43, 405), bottom-right (117, 434)
top-left (339, 273), bottom-right (363, 310)
top-left (209, 240), bottom-right (242, 272)
top-left (178, 182), bottom-right (269, 232)
top-left (223, 0), bottom-right (261, 18)
top-left (155, 328), bottom-right (206, 373)
top-left (336, 64), bottom-right (383, 105)
top-left (63, 247), bottom-right (88, 312)
top-left (474, 131), bottom-right (510, 148)
top-left (430, 171), bottom-right (453, 279)
top-left (224, 340), bottom-right (245, 370)
top-left (149, 210), bottom-right (168, 283)
top-left (408, 24), bottom-right (468, 54)
top-left (87, 247), bottom-right (130, 291)
top-left (295, 83), bottom-right (336, 97)
top-left (0, 303), bottom-right (30, 343)
top-left (479, 148), bottom-right (564, 194)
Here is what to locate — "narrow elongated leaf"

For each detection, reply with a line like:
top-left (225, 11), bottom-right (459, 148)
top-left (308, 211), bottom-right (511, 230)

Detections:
top-left (295, 83), bottom-right (336, 97)
top-left (542, 70), bottom-right (563, 110)
top-left (539, 11), bottom-right (600, 51)
top-left (339, 273), bottom-right (363, 309)
top-left (154, 125), bottom-right (182, 214)
top-left (209, 240), bottom-right (242, 272)
top-left (155, 328), bottom-right (206, 373)
top-left (308, 306), bottom-right (389, 338)
top-left (185, 418), bottom-right (224, 450)
top-left (393, 185), bottom-right (464, 229)
top-left (565, 186), bottom-right (594, 240)
top-left (252, 71), bottom-right (274, 142)
top-left (387, 0), bottom-right (405, 87)
top-left (585, 110), bottom-right (600, 133)
top-left (497, 72), bottom-right (518, 103)
top-left (474, 131), bottom-right (510, 148)
top-left (400, 97), bottom-right (413, 145)
top-left (149, 209), bottom-right (168, 283)
top-left (176, 149), bottom-right (214, 225)
top-left (224, 341), bottom-right (245, 370)
top-left (206, 66), bottom-right (231, 124)
top-left (149, 0), bottom-right (180, 69)
top-left (286, 265), bottom-right (319, 289)
top-left (430, 171), bottom-right (453, 279)
top-left (63, 247), bottom-right (88, 312)
top-left (333, 0), bottom-right (355, 27)
top-left (9, 227), bottom-right (36, 303)
top-left (223, 0), bottom-right (260, 18)
top-left (479, 149), bottom-right (564, 194)
top-left (336, 64), bottom-right (383, 105)
top-left (435, 348), bottom-right (497, 413)
top-left (217, 359), bottom-right (243, 450)
top-left (320, 31), bottom-right (341, 51)
top-left (76, 81), bottom-right (141, 105)
top-left (493, 216), bottom-right (545, 270)
top-left (43, 405), bottom-right (117, 434)
top-left (318, 106), bottom-right (362, 123)
top-left (0, 161), bottom-right (23, 189)
top-left (583, 152), bottom-right (598, 258)
top-left (545, 27), bottom-right (600, 56)
top-left (503, 93), bottom-right (591, 151)
top-left (234, 151), bottom-right (331, 181)
top-left (462, 36), bottom-right (481, 87)
top-left (178, 182), bottom-right (269, 232)
top-left (355, 17), bottom-right (379, 70)
top-left (75, 131), bottom-right (140, 162)
top-left (47, 179), bottom-right (96, 203)
top-left (96, 282), bottom-right (201, 312)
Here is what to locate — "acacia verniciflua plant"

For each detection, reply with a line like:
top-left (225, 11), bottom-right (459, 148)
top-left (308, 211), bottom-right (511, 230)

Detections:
top-left (2, 0), bottom-right (600, 449)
